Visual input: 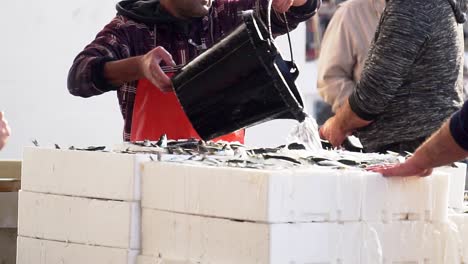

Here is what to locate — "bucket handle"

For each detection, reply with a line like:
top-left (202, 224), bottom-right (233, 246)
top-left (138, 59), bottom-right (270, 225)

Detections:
top-left (266, 0), bottom-right (298, 76)
top-left (283, 13), bottom-right (298, 77)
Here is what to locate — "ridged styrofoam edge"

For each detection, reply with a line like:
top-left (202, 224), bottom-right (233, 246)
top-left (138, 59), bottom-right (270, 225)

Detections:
top-left (16, 236), bottom-right (140, 264)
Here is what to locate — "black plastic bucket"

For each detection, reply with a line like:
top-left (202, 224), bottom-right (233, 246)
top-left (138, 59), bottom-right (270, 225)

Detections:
top-left (172, 10), bottom-right (306, 141)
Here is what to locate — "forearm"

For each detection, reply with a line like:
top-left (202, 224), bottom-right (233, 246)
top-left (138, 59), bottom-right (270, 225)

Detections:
top-left (67, 17), bottom-right (131, 97)
top-left (104, 56), bottom-right (144, 86)
top-left (319, 96), bottom-right (371, 148)
top-left (68, 55), bottom-right (118, 98)
top-left (406, 122), bottom-right (468, 169)
top-left (335, 98), bottom-right (372, 133)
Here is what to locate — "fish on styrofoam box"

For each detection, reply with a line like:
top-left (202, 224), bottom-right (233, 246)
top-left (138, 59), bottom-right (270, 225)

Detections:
top-left (436, 162), bottom-right (467, 211)
top-left (22, 147), bottom-right (151, 201)
top-left (142, 162), bottom-right (449, 223)
top-left (0, 192), bottom-right (18, 228)
top-left (17, 191), bottom-right (140, 250)
top-left (16, 236), bottom-right (139, 264)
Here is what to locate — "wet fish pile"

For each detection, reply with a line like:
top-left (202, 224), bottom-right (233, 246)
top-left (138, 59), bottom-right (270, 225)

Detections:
top-left (110, 135), bottom-right (400, 171)
top-left (32, 136), bottom-right (400, 170)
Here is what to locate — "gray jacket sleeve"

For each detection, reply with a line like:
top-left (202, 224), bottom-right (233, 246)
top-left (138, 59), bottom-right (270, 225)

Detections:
top-left (348, 1), bottom-right (431, 120)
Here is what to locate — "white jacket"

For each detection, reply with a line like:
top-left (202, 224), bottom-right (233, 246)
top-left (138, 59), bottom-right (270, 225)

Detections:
top-left (317, 0), bottom-right (385, 112)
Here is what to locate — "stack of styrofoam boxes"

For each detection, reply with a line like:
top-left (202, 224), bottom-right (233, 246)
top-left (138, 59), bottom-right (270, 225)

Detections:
top-left (16, 147), bottom-right (462, 263)
top-left (16, 147), bottom-right (152, 264)
top-left (138, 162), bottom-right (455, 263)
top-left (0, 160), bottom-right (21, 264)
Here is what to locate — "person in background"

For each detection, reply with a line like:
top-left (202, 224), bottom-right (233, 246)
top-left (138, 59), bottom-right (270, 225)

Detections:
top-left (0, 112), bottom-right (11, 150)
top-left (67, 0), bottom-right (320, 143)
top-left (317, 0), bottom-right (385, 113)
top-left (319, 0), bottom-right (467, 154)
top-left (368, 100), bottom-right (468, 177)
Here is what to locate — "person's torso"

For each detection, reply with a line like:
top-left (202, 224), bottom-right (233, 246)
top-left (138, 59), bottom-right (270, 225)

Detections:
top-left (357, 0), bottom-right (465, 152)
top-left (115, 3), bottom-right (252, 140)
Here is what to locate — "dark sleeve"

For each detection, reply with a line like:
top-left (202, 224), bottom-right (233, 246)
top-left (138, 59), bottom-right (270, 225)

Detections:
top-left (348, 2), bottom-right (431, 121)
top-left (450, 101), bottom-right (468, 151)
top-left (67, 16), bottom-right (128, 98)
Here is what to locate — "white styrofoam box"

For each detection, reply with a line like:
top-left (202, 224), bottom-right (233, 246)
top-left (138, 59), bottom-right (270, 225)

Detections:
top-left (142, 209), bottom-right (270, 263)
top-left (17, 236), bottom-right (138, 264)
top-left (430, 171), bottom-right (450, 222)
top-left (449, 214), bottom-right (468, 262)
top-left (137, 255), bottom-right (194, 264)
top-left (362, 174), bottom-right (428, 222)
top-left (431, 221), bottom-right (464, 264)
top-left (22, 147), bottom-right (151, 201)
top-left (0, 228), bottom-right (17, 264)
top-left (365, 222), bottom-right (435, 263)
top-left (0, 192), bottom-right (18, 228)
top-left (142, 162), bottom-right (278, 222)
top-left (18, 191), bottom-right (140, 249)
top-left (143, 162), bottom-right (449, 223)
top-left (436, 162), bottom-right (467, 210)
top-left (142, 209), bottom-right (369, 264)
top-left (143, 209), bottom-right (459, 264)
top-left (362, 171), bottom-right (449, 222)
top-left (364, 221), bottom-right (464, 264)
top-left (142, 162), bottom-right (367, 223)
top-left (270, 221), bottom-right (364, 263)
top-left (270, 168), bottom-right (364, 222)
